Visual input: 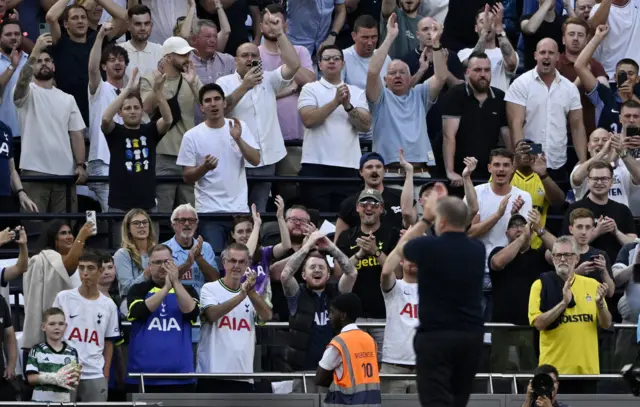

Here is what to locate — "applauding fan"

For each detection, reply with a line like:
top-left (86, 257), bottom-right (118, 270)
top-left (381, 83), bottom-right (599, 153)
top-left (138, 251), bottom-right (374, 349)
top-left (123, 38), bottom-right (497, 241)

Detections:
top-left (101, 68), bottom-right (172, 212)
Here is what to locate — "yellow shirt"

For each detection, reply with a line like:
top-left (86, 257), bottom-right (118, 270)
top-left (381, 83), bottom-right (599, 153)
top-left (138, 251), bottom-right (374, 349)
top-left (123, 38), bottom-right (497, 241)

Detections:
top-left (528, 274), bottom-right (605, 374)
top-left (511, 170), bottom-right (548, 249)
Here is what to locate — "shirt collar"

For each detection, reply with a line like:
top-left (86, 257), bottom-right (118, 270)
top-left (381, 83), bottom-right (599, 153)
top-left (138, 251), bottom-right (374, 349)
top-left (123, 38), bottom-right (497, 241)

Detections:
top-left (341, 323), bottom-right (359, 333)
top-left (126, 40), bottom-right (153, 54)
top-left (191, 51), bottom-right (217, 64)
top-left (532, 68), bottom-right (562, 84)
top-left (465, 81), bottom-right (495, 99)
top-left (320, 77), bottom-right (343, 89)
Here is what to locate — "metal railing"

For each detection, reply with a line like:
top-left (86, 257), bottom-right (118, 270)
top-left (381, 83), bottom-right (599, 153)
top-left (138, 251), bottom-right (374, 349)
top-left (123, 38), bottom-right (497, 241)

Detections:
top-left (127, 372), bottom-right (625, 395)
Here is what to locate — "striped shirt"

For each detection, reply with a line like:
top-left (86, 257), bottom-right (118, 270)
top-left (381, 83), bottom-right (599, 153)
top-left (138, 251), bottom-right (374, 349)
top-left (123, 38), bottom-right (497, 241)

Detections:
top-left (26, 342), bottom-right (79, 402)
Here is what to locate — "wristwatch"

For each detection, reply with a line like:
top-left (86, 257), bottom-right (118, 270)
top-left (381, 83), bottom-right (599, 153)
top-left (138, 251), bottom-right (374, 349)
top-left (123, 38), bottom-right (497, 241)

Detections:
top-left (497, 30), bottom-right (507, 38)
top-left (329, 31), bottom-right (338, 37)
top-left (345, 104), bottom-right (354, 112)
top-left (619, 149), bottom-right (629, 159)
top-left (536, 228), bottom-right (546, 236)
top-left (375, 249), bottom-right (382, 258)
top-left (76, 163), bottom-right (87, 170)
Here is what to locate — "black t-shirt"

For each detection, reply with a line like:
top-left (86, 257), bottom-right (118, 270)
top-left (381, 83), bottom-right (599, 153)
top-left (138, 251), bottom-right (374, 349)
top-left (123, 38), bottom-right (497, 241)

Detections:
top-left (441, 0), bottom-right (500, 51)
top-left (0, 296), bottom-right (12, 374)
top-left (197, 0), bottom-right (250, 56)
top-left (336, 223), bottom-right (400, 318)
top-left (562, 197), bottom-right (636, 263)
top-left (520, 13), bottom-right (565, 70)
top-left (488, 247), bottom-right (550, 325)
top-left (106, 122), bottom-right (162, 210)
top-left (51, 31), bottom-right (99, 127)
top-left (404, 232), bottom-right (485, 332)
top-left (339, 187), bottom-right (405, 230)
top-left (0, 121), bottom-right (13, 197)
top-left (577, 247), bottom-right (613, 284)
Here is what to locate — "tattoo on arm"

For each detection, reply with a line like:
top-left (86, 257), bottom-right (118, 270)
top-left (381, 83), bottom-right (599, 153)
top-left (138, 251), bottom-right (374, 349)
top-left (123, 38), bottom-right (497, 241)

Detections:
top-left (329, 246), bottom-right (356, 276)
top-left (223, 95), bottom-right (235, 115)
top-left (472, 33), bottom-right (487, 55)
top-left (498, 36), bottom-right (514, 56)
top-left (348, 109), bottom-right (371, 129)
top-left (13, 62), bottom-right (34, 103)
top-left (281, 247), bottom-right (310, 296)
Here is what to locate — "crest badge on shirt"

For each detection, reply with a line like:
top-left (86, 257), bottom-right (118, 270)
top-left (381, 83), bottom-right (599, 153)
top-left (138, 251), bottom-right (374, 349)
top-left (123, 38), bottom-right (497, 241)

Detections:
top-left (585, 294), bottom-right (592, 302)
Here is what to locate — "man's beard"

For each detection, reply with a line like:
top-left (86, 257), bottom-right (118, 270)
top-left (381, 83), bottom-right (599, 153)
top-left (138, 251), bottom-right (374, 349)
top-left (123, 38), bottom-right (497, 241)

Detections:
top-left (34, 70), bottom-right (54, 80)
top-left (555, 266), bottom-right (570, 278)
top-left (173, 60), bottom-right (188, 72)
top-left (401, 2), bottom-right (419, 13)
top-left (133, 32), bottom-right (149, 42)
top-left (0, 43), bottom-right (14, 55)
top-left (262, 32), bottom-right (278, 42)
top-left (291, 232), bottom-right (304, 244)
top-left (470, 77), bottom-right (490, 92)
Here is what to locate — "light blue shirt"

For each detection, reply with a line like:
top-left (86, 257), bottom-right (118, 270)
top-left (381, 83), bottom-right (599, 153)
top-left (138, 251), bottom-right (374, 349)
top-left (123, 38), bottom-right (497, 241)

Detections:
top-left (287, 0), bottom-right (345, 56)
top-left (369, 81), bottom-right (436, 166)
top-left (0, 51), bottom-right (28, 137)
top-left (114, 248), bottom-right (149, 297)
top-left (163, 236), bottom-right (217, 295)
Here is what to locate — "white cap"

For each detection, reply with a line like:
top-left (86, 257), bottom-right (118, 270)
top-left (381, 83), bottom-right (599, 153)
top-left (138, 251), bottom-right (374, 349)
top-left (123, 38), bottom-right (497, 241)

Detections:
top-left (162, 36), bottom-right (196, 57)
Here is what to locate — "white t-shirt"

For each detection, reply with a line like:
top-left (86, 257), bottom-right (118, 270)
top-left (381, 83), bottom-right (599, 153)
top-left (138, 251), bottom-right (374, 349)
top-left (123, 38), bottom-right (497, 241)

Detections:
top-left (570, 159), bottom-right (635, 206)
top-left (216, 68), bottom-right (289, 167)
top-left (341, 46), bottom-right (390, 90)
top-left (457, 47), bottom-right (518, 93)
top-left (176, 119), bottom-right (259, 213)
top-left (52, 288), bottom-right (120, 380)
top-left (318, 323), bottom-right (359, 380)
top-left (465, 183), bottom-right (533, 273)
top-left (298, 79), bottom-right (368, 169)
top-left (590, 0), bottom-right (640, 78)
top-left (197, 280), bottom-right (256, 382)
top-left (15, 83), bottom-right (86, 175)
top-left (122, 40), bottom-right (164, 81)
top-left (381, 279), bottom-right (418, 364)
top-left (88, 81), bottom-right (123, 165)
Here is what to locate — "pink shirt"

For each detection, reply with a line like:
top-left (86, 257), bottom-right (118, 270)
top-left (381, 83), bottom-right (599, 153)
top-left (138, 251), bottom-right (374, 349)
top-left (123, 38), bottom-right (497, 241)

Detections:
top-left (258, 44), bottom-right (314, 141)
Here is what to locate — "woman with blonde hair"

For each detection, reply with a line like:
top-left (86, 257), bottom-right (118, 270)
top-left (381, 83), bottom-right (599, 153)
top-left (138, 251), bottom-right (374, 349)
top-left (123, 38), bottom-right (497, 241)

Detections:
top-left (114, 209), bottom-right (157, 299)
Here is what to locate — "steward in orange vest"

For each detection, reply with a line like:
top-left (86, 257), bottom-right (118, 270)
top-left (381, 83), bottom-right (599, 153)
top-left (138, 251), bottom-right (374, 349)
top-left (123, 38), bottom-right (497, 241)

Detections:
top-left (315, 293), bottom-right (381, 406)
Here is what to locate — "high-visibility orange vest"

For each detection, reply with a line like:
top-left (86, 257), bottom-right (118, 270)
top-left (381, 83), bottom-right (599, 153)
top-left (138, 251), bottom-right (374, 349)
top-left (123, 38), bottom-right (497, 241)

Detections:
top-left (324, 329), bottom-right (381, 407)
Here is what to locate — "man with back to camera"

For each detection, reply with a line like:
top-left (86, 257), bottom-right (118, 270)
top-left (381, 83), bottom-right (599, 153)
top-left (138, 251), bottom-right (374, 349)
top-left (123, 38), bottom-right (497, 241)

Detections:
top-left (315, 293), bottom-right (381, 407)
top-left (279, 231), bottom-right (358, 393)
top-left (528, 235), bottom-right (611, 393)
top-left (401, 183), bottom-right (486, 407)
top-left (177, 83), bottom-right (260, 254)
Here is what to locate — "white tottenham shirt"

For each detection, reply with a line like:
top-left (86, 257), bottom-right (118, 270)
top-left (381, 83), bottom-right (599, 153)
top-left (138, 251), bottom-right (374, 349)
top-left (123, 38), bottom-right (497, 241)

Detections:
top-left (197, 280), bottom-right (257, 382)
top-left (53, 288), bottom-right (120, 380)
top-left (570, 159), bottom-right (636, 207)
top-left (382, 279), bottom-right (419, 365)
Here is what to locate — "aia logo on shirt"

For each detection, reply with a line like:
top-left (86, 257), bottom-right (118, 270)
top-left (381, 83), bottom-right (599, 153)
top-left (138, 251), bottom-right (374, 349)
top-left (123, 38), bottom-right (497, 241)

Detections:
top-left (218, 316), bottom-right (251, 331)
top-left (399, 303), bottom-right (418, 319)
top-left (68, 328), bottom-right (100, 346)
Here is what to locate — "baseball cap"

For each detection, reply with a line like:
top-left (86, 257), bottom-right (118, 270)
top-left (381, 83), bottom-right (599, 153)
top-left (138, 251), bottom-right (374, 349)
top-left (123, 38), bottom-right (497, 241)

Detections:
top-left (358, 188), bottom-right (384, 204)
top-left (162, 36), bottom-right (196, 56)
top-left (508, 214), bottom-right (527, 228)
top-left (359, 152), bottom-right (385, 169)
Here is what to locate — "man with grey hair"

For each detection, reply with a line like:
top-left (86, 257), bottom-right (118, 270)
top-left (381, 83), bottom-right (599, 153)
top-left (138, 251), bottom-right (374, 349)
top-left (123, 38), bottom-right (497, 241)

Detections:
top-left (163, 203), bottom-right (219, 295)
top-left (190, 19), bottom-right (235, 125)
top-left (401, 183), bottom-right (485, 407)
top-left (528, 235), bottom-right (611, 391)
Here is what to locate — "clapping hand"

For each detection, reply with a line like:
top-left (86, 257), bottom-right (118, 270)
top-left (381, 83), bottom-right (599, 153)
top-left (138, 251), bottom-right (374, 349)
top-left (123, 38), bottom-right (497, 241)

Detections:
top-left (399, 148), bottom-right (414, 173)
top-left (386, 13), bottom-right (399, 38)
top-left (229, 118), bottom-right (243, 140)
top-left (203, 154), bottom-right (219, 171)
top-left (461, 157), bottom-right (477, 179)
top-left (510, 195), bottom-right (525, 215)
top-left (356, 233), bottom-right (377, 256)
top-left (251, 203), bottom-right (262, 227)
top-left (595, 282), bottom-right (608, 306)
top-left (242, 269), bottom-right (257, 293)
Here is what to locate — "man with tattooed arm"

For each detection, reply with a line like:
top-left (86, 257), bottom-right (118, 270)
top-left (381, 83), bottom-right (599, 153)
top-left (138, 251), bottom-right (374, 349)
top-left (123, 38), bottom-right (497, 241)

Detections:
top-left (280, 231), bottom-right (358, 393)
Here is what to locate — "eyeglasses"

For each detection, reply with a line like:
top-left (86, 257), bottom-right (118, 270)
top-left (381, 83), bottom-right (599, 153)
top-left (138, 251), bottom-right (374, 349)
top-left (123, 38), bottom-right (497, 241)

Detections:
top-left (588, 176), bottom-right (612, 184)
top-left (358, 200), bottom-right (382, 209)
top-left (321, 55), bottom-right (343, 61)
top-left (509, 223), bottom-right (526, 229)
top-left (286, 217), bottom-right (309, 224)
top-left (223, 258), bottom-right (248, 266)
top-left (130, 220), bottom-right (149, 227)
top-left (174, 217), bottom-right (198, 224)
top-left (552, 253), bottom-right (575, 260)
top-left (150, 259), bottom-right (170, 266)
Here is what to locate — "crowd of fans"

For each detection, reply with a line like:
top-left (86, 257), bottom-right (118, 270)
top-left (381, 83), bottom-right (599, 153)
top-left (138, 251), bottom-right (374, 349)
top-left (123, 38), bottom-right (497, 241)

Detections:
top-left (0, 0), bottom-right (638, 403)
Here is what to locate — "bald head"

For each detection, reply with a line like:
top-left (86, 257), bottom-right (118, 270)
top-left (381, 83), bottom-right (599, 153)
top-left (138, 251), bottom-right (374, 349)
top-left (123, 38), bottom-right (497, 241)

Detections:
top-left (385, 59), bottom-right (412, 95)
top-left (587, 128), bottom-right (612, 157)
top-left (235, 41), bottom-right (261, 78)
top-left (417, 16), bottom-right (436, 30)
top-left (434, 196), bottom-right (469, 234)
top-left (236, 42), bottom-right (259, 57)
top-left (534, 38), bottom-right (559, 75)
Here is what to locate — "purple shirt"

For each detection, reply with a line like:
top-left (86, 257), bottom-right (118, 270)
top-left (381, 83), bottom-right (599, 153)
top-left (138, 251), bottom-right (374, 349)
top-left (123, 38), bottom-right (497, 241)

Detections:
top-left (190, 51), bottom-right (236, 124)
top-left (258, 44), bottom-right (314, 141)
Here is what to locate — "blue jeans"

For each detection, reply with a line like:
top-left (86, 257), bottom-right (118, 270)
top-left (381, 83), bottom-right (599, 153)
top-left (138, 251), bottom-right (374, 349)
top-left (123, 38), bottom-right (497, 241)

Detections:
top-left (200, 219), bottom-right (233, 255)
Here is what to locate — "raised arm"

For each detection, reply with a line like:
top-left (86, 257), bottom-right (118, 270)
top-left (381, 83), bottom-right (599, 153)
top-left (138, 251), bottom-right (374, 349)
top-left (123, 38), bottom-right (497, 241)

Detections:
top-left (427, 22), bottom-right (447, 101)
top-left (89, 23), bottom-right (112, 95)
top-left (179, 0), bottom-right (197, 40)
top-left (521, 0), bottom-right (555, 35)
top-left (280, 245), bottom-right (311, 298)
top-left (575, 25), bottom-right (609, 98)
top-left (530, 151), bottom-right (565, 206)
top-left (562, 0), bottom-right (577, 18)
top-left (246, 204), bottom-right (262, 257)
top-left (490, 225), bottom-right (531, 270)
top-left (215, 0), bottom-right (231, 51)
top-left (588, 0), bottom-right (611, 30)
top-left (44, 0), bottom-right (66, 44)
top-left (264, 10), bottom-right (300, 80)
top-left (0, 227), bottom-right (29, 281)
top-left (272, 195), bottom-right (292, 259)
top-left (97, 0), bottom-right (129, 38)
top-left (229, 119), bottom-right (260, 166)
top-left (461, 158), bottom-right (479, 220)
top-left (493, 3), bottom-right (517, 73)
top-left (326, 238), bottom-right (358, 293)
top-left (366, 13), bottom-right (397, 103)
top-left (398, 149), bottom-right (418, 226)
top-left (154, 74), bottom-right (172, 134)
top-left (467, 194), bottom-right (510, 238)
top-left (101, 68), bottom-right (138, 135)
top-left (14, 34), bottom-right (51, 104)
top-left (381, 0), bottom-right (396, 21)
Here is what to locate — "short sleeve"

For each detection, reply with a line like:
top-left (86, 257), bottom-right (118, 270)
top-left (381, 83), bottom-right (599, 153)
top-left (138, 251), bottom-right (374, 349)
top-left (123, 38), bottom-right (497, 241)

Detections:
top-left (139, 74), bottom-right (154, 104)
top-left (440, 87), bottom-right (463, 117)
top-left (201, 242), bottom-right (218, 270)
top-left (384, 228), bottom-right (400, 255)
top-left (618, 206), bottom-right (636, 235)
top-left (457, 48), bottom-right (473, 63)
top-left (336, 230), bottom-right (351, 256)
top-left (338, 195), bottom-right (356, 224)
top-left (569, 83), bottom-right (582, 111)
top-left (183, 285), bottom-right (201, 322)
top-left (267, 67), bottom-right (291, 93)
top-left (318, 343), bottom-right (342, 370)
top-left (297, 84), bottom-right (318, 110)
top-left (0, 297), bottom-right (11, 329)
top-left (418, 80), bottom-right (431, 107)
top-left (200, 283), bottom-right (218, 310)
top-left (528, 279), bottom-right (543, 325)
top-left (25, 347), bottom-right (39, 374)
top-left (447, 52), bottom-right (466, 79)
top-left (404, 236), bottom-right (431, 266)
top-left (350, 86), bottom-right (368, 111)
top-left (504, 76), bottom-right (528, 106)
top-left (67, 97), bottom-right (86, 131)
top-left (299, 47), bottom-right (314, 71)
top-left (519, 191), bottom-right (534, 216)
top-left (176, 132), bottom-right (196, 167)
top-left (488, 246), bottom-right (504, 272)
top-left (238, 120), bottom-right (259, 149)
top-left (591, 59), bottom-right (607, 80)
top-left (105, 301), bottom-right (120, 341)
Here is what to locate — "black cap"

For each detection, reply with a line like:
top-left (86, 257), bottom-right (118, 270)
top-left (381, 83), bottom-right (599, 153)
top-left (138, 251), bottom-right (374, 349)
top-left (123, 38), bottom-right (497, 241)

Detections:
top-left (331, 293), bottom-right (362, 321)
top-left (508, 213), bottom-right (527, 228)
top-left (359, 152), bottom-right (385, 169)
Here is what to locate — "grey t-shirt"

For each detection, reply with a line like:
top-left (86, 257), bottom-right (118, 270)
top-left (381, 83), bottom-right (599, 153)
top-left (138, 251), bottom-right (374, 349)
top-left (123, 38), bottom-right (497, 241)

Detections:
top-left (380, 7), bottom-right (422, 60)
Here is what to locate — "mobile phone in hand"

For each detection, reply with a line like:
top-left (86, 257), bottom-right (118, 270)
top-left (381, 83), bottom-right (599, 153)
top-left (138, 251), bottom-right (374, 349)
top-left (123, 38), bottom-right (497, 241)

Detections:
top-left (529, 143), bottom-right (543, 155)
top-left (86, 211), bottom-right (97, 236)
top-left (250, 59), bottom-right (262, 75)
